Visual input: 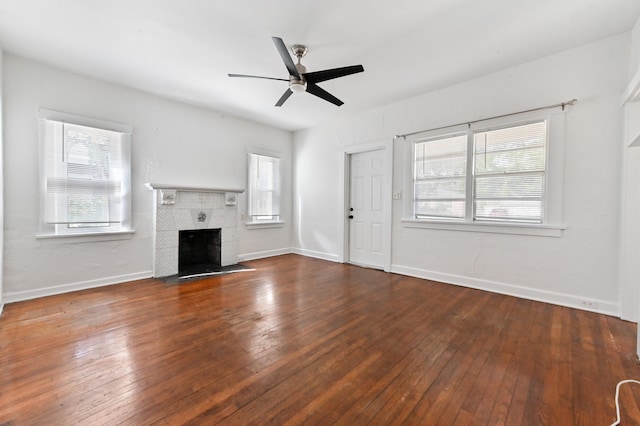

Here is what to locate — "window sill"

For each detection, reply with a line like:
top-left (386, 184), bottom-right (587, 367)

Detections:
top-left (245, 221), bottom-right (285, 229)
top-left (401, 219), bottom-right (565, 237)
top-left (36, 230), bottom-right (135, 243)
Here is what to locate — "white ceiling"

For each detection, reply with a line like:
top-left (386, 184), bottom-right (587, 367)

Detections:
top-left (0, 0), bottom-right (639, 131)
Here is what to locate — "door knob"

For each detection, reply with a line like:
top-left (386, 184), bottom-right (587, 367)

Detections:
top-left (348, 215), bottom-right (354, 219)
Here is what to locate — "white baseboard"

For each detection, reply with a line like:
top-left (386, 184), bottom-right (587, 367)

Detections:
top-left (291, 247), bottom-right (342, 263)
top-left (237, 248), bottom-right (294, 261)
top-left (238, 247), bottom-right (342, 264)
top-left (2, 252), bottom-right (620, 318)
top-left (391, 264), bottom-right (619, 317)
top-left (4, 271), bottom-right (153, 304)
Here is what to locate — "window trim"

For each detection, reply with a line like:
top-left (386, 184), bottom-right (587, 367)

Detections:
top-left (246, 148), bottom-right (283, 227)
top-left (38, 109), bottom-right (134, 238)
top-left (402, 107), bottom-right (566, 237)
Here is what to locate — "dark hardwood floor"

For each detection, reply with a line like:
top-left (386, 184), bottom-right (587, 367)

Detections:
top-left (1, 254), bottom-right (640, 425)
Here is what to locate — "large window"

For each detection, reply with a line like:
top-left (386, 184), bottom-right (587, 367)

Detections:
top-left (39, 110), bottom-right (132, 236)
top-left (247, 152), bottom-right (281, 224)
top-left (405, 109), bottom-right (566, 235)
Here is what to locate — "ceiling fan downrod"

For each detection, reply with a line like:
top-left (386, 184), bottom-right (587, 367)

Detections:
top-left (290, 44), bottom-right (307, 92)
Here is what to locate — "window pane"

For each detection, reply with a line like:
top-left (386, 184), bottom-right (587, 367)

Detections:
top-left (66, 126), bottom-right (121, 226)
top-left (415, 201), bottom-right (466, 219)
top-left (67, 193), bottom-right (110, 224)
top-left (44, 120), bottom-right (123, 226)
top-left (249, 153), bottom-right (281, 220)
top-left (474, 121), bottom-right (546, 152)
top-left (415, 134), bottom-right (467, 178)
top-left (475, 174), bottom-right (544, 198)
top-left (473, 121), bottom-right (546, 223)
top-left (413, 134), bottom-right (467, 219)
top-left (474, 146), bottom-right (545, 174)
top-left (415, 178), bottom-right (466, 200)
top-left (474, 200), bottom-right (543, 223)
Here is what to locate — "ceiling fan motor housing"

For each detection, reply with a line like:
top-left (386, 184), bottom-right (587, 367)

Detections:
top-left (290, 62), bottom-right (307, 92)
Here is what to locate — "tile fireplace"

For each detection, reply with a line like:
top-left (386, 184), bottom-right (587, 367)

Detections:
top-left (146, 183), bottom-right (244, 278)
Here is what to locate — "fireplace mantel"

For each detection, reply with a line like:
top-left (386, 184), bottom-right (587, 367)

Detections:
top-left (145, 183), bottom-right (245, 193)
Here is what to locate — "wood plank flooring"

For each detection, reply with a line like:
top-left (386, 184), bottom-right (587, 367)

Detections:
top-left (1, 254), bottom-right (640, 425)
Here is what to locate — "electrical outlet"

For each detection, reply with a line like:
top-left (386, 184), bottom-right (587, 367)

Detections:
top-left (393, 191), bottom-right (402, 200)
top-left (579, 299), bottom-right (598, 309)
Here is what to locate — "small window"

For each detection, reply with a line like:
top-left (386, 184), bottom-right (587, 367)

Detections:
top-left (39, 110), bottom-right (132, 236)
top-left (248, 152), bottom-right (281, 223)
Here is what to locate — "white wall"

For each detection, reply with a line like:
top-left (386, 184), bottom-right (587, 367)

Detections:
top-left (3, 54), bottom-right (293, 302)
top-left (294, 34), bottom-right (629, 315)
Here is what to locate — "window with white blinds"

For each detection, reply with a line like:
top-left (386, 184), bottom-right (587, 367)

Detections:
top-left (248, 152), bottom-right (281, 223)
top-left (414, 133), bottom-right (467, 220)
top-left (411, 119), bottom-right (550, 225)
top-left (39, 110), bottom-right (132, 236)
top-left (473, 121), bottom-right (546, 223)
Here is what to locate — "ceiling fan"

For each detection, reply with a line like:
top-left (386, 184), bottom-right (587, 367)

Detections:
top-left (228, 37), bottom-right (364, 107)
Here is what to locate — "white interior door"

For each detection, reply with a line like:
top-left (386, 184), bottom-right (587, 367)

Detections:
top-left (349, 149), bottom-right (386, 269)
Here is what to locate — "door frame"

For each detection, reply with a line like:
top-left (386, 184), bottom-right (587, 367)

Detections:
top-left (339, 139), bottom-right (393, 272)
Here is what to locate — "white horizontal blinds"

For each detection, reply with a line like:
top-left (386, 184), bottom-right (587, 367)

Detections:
top-left (249, 153), bottom-right (280, 219)
top-left (44, 120), bottom-right (124, 225)
top-left (473, 121), bottom-right (547, 223)
top-left (414, 134), bottom-right (467, 219)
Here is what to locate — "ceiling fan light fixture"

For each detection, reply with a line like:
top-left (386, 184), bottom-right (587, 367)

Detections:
top-left (290, 81), bottom-right (306, 93)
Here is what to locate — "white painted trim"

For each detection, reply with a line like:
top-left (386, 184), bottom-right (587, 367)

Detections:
top-left (402, 219), bottom-right (565, 237)
top-left (340, 139), bottom-right (394, 272)
top-left (38, 108), bottom-right (133, 134)
top-left (4, 271), bottom-right (153, 303)
top-left (237, 247), bottom-right (293, 261)
top-left (244, 221), bottom-right (285, 229)
top-left (146, 183), bottom-right (245, 193)
top-left (36, 230), bottom-right (135, 241)
top-left (340, 155), bottom-right (350, 264)
top-left (391, 263), bottom-right (619, 317)
top-left (291, 248), bottom-right (342, 263)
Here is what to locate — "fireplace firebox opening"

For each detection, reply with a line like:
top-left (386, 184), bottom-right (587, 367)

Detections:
top-left (178, 228), bottom-right (222, 277)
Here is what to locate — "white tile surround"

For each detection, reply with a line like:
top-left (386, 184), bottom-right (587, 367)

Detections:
top-left (147, 184), bottom-right (244, 277)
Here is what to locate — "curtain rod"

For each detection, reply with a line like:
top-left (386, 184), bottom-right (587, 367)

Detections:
top-left (394, 98), bottom-right (578, 140)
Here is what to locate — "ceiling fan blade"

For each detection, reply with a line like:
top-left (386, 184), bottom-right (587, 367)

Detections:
top-left (304, 65), bottom-right (364, 84)
top-left (275, 89), bottom-right (293, 107)
top-left (306, 83), bottom-right (343, 106)
top-left (228, 73), bottom-right (289, 82)
top-left (272, 37), bottom-right (300, 79)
